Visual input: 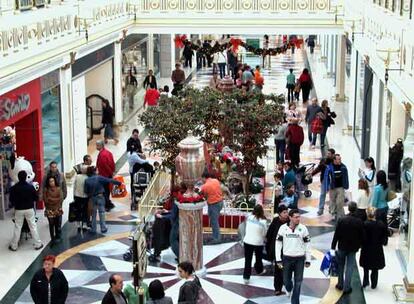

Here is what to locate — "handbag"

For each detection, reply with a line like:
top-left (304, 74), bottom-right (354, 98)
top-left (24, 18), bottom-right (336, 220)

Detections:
top-left (311, 117), bottom-right (324, 134)
top-left (237, 219), bottom-right (247, 246)
top-left (68, 202), bottom-right (79, 223)
top-left (387, 190), bottom-right (397, 202)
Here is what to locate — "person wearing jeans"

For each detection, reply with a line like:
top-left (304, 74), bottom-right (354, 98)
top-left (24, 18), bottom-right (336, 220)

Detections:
top-left (217, 51), bottom-right (227, 79)
top-left (305, 98), bottom-right (322, 147)
top-left (312, 148), bottom-right (335, 215)
top-left (276, 209), bottom-right (311, 304)
top-left (201, 172), bottom-right (224, 244)
top-left (84, 166), bottom-right (121, 234)
top-left (9, 170), bottom-right (43, 251)
top-left (371, 170), bottom-right (390, 246)
top-left (274, 122), bottom-right (287, 164)
top-left (243, 205), bottom-right (267, 284)
top-left (331, 202), bottom-right (364, 294)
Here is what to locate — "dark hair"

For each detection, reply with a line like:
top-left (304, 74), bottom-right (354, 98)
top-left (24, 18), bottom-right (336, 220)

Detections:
top-left (364, 157), bottom-right (376, 170)
top-left (132, 129), bottom-right (139, 134)
top-left (18, 170), bottom-right (27, 182)
top-left (83, 154), bottom-right (91, 163)
top-left (302, 68), bottom-right (309, 74)
top-left (277, 204), bottom-right (288, 214)
top-left (288, 209), bottom-right (300, 217)
top-left (348, 201), bottom-right (357, 213)
top-left (102, 99), bottom-right (110, 108)
top-left (289, 68), bottom-right (293, 73)
top-left (274, 172), bottom-right (282, 179)
top-left (376, 170), bottom-right (388, 189)
top-left (163, 85), bottom-right (169, 93)
top-left (49, 161), bottom-right (57, 167)
top-left (46, 175), bottom-right (58, 189)
top-left (256, 65), bottom-right (260, 70)
top-left (284, 161), bottom-right (293, 169)
top-left (177, 261), bottom-right (195, 275)
top-left (150, 83), bottom-right (156, 89)
top-left (148, 279), bottom-right (165, 300)
top-left (252, 204), bottom-right (265, 219)
top-left (327, 148), bottom-right (336, 155)
top-left (86, 166), bottom-right (96, 176)
top-left (202, 171), bottom-right (211, 179)
top-left (109, 274), bottom-right (118, 287)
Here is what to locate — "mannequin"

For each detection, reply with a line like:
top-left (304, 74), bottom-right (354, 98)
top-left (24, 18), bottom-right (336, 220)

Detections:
top-left (388, 139), bottom-right (404, 191)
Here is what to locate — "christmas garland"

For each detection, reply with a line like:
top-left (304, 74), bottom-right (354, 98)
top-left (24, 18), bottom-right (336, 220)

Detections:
top-left (174, 35), bottom-right (294, 57)
top-left (174, 191), bottom-right (205, 204)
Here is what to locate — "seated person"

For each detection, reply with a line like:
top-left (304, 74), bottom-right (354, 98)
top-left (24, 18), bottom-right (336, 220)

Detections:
top-left (280, 183), bottom-right (298, 209)
top-left (282, 161), bottom-right (296, 188)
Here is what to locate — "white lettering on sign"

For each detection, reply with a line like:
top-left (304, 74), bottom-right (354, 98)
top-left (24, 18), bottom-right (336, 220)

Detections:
top-left (0, 94), bottom-right (31, 122)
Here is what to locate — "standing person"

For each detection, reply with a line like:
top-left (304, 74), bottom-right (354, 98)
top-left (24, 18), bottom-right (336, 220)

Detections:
top-left (286, 68), bottom-right (296, 102)
top-left (102, 99), bottom-right (118, 144)
top-left (266, 205), bottom-right (289, 296)
top-left (285, 102), bottom-right (302, 125)
top-left (243, 204), bottom-right (268, 284)
top-left (324, 154), bottom-right (349, 220)
top-left (320, 99), bottom-right (336, 149)
top-left (171, 63), bottom-right (186, 96)
top-left (360, 207), bottom-right (387, 289)
top-left (331, 202), bottom-right (364, 294)
top-left (196, 39), bottom-right (203, 70)
top-left (128, 146), bottom-right (151, 210)
top-left (285, 123), bottom-right (304, 168)
top-left (84, 166), bottom-right (121, 234)
top-left (358, 157), bottom-right (376, 191)
top-left (275, 209), bottom-right (311, 304)
top-left (102, 274), bottom-right (127, 304)
top-left (312, 148), bottom-right (335, 215)
top-left (183, 42), bottom-right (194, 68)
top-left (123, 271), bottom-right (149, 304)
top-left (200, 172), bottom-right (224, 244)
top-left (126, 70), bottom-right (138, 110)
top-left (177, 262), bottom-right (202, 304)
top-left (282, 161), bottom-right (296, 188)
top-left (305, 98), bottom-right (322, 148)
top-left (355, 179), bottom-right (370, 222)
top-left (227, 48), bottom-right (238, 78)
top-left (242, 66), bottom-right (254, 91)
top-left (9, 171), bottom-right (43, 251)
top-left (298, 68), bottom-right (313, 103)
top-left (144, 83), bottom-right (160, 109)
top-left (209, 72), bottom-right (220, 90)
top-left (41, 161), bottom-right (67, 203)
top-left (73, 155), bottom-right (91, 232)
top-left (147, 280), bottom-right (173, 304)
top-left (293, 78), bottom-right (301, 102)
top-left (126, 129), bottom-right (143, 154)
top-left (96, 140), bottom-right (116, 211)
top-left (30, 255), bottom-right (68, 304)
top-left (307, 36), bottom-right (315, 54)
top-left (371, 170), bottom-right (390, 245)
top-left (274, 121), bottom-right (287, 164)
top-left (217, 50), bottom-right (227, 79)
top-left (388, 139), bottom-right (404, 191)
top-left (43, 176), bottom-right (64, 245)
top-left (143, 69), bottom-right (157, 89)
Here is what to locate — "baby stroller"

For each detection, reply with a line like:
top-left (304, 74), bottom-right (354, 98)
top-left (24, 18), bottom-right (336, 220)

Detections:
top-left (124, 219), bottom-right (154, 261)
top-left (131, 163), bottom-right (154, 209)
top-left (295, 163), bottom-right (316, 198)
top-left (387, 193), bottom-right (403, 237)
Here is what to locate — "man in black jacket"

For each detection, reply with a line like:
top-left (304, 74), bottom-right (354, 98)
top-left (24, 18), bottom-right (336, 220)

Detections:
top-left (266, 205), bottom-right (289, 296)
top-left (9, 170), bottom-right (43, 251)
top-left (331, 202), bottom-right (364, 294)
top-left (102, 274), bottom-right (127, 304)
top-left (126, 129), bottom-right (143, 154)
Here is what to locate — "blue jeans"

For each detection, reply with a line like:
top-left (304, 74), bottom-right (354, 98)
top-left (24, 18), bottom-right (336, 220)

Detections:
top-left (208, 201), bottom-right (223, 241)
top-left (319, 182), bottom-right (327, 211)
top-left (104, 123), bottom-right (114, 139)
top-left (275, 139), bottom-right (286, 164)
top-left (91, 194), bottom-right (107, 233)
top-left (336, 250), bottom-right (356, 292)
top-left (170, 221), bottom-right (179, 258)
top-left (218, 63), bottom-right (226, 79)
top-left (283, 256), bottom-right (305, 304)
top-left (320, 126), bottom-right (328, 147)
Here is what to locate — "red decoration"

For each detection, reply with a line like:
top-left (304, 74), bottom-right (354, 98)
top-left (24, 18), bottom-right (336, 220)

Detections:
top-left (175, 192), bottom-right (204, 204)
top-left (174, 34), bottom-right (187, 49)
top-left (230, 38), bottom-right (242, 53)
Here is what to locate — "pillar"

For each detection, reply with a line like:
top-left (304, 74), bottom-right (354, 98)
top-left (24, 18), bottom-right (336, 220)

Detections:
top-left (335, 35), bottom-right (346, 101)
top-left (60, 65), bottom-right (74, 174)
top-left (159, 34), bottom-right (174, 78)
top-left (403, 160), bottom-right (414, 292)
top-left (113, 42), bottom-right (123, 124)
top-left (147, 33), bottom-right (154, 70)
top-left (0, 0), bottom-right (14, 15)
top-left (348, 46), bottom-right (358, 129)
top-left (327, 35), bottom-right (335, 77)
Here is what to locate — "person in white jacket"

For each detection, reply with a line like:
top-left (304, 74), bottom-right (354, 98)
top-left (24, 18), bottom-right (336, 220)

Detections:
top-left (243, 204), bottom-right (268, 284)
top-left (275, 209), bottom-right (311, 304)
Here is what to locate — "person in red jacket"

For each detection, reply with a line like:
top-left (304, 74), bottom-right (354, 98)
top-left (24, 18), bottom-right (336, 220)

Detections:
top-left (144, 83), bottom-right (160, 109)
top-left (96, 140), bottom-right (116, 211)
top-left (286, 124), bottom-right (304, 167)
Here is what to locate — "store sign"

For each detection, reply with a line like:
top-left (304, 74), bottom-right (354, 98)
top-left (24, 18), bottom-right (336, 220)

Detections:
top-left (0, 94), bottom-right (31, 122)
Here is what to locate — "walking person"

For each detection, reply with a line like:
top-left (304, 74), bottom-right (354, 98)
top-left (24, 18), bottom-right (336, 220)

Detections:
top-left (285, 102), bottom-right (302, 125)
top-left (201, 172), bottom-right (224, 244)
top-left (84, 166), bottom-right (121, 234)
top-left (126, 128), bottom-right (143, 154)
top-left (9, 170), bottom-right (43, 251)
top-left (360, 207), bottom-right (387, 289)
top-left (171, 63), bottom-right (186, 96)
top-left (73, 155), bottom-right (91, 232)
top-left (177, 261), bottom-right (202, 304)
top-left (285, 122), bottom-right (304, 167)
top-left (96, 140), bottom-right (116, 211)
top-left (102, 274), bottom-right (127, 304)
top-left (266, 205), bottom-right (289, 296)
top-left (43, 176), bottom-right (64, 245)
top-left (298, 68), bottom-right (313, 103)
top-left (143, 83), bottom-right (160, 109)
top-left (305, 98), bottom-right (322, 148)
top-left (388, 139), bottom-right (404, 191)
top-left (102, 99), bottom-right (118, 144)
top-left (275, 209), bottom-right (311, 304)
top-left (143, 69), bottom-right (157, 89)
top-left (147, 279), bottom-right (173, 304)
top-left (324, 154), bottom-right (349, 220)
top-left (331, 202), bottom-right (364, 294)
top-left (209, 72), bottom-right (220, 90)
top-left (355, 179), bottom-right (370, 222)
top-left (371, 170), bottom-right (390, 245)
top-left (312, 148), bottom-right (335, 215)
top-left (286, 68), bottom-right (296, 102)
top-left (358, 157), bottom-right (376, 191)
top-left (274, 119), bottom-right (287, 164)
top-left (243, 204), bottom-right (268, 284)
top-left (320, 99), bottom-right (336, 149)
top-left (30, 255), bottom-right (68, 304)
top-left (227, 48), bottom-right (238, 78)
top-left (183, 42), bottom-right (194, 68)
top-left (128, 145), bottom-right (152, 210)
top-left (217, 50), bottom-right (227, 79)
top-left (41, 161), bottom-right (67, 204)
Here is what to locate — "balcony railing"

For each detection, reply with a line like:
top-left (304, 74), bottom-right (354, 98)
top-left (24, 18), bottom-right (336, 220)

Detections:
top-left (16, 0), bottom-right (50, 10)
top-left (373, 0), bottom-right (413, 18)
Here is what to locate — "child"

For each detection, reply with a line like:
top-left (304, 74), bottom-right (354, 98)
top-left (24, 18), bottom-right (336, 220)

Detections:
top-left (273, 172), bottom-right (283, 213)
top-left (280, 183), bottom-right (298, 209)
top-left (294, 79), bottom-right (300, 101)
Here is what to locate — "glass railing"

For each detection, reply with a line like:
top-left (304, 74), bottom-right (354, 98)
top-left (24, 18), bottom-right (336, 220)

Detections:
top-left (16, 0), bottom-right (50, 10)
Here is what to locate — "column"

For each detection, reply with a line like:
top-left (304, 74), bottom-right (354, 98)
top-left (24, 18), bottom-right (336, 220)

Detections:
top-left (60, 65), bottom-right (74, 174)
top-left (327, 35), bottom-right (335, 77)
top-left (147, 33), bottom-right (154, 70)
top-left (348, 46), bottom-right (358, 129)
top-left (404, 163), bottom-right (414, 292)
top-left (159, 34), bottom-right (174, 78)
top-left (113, 42), bottom-right (123, 124)
top-left (335, 35), bottom-right (346, 101)
top-left (0, 0), bottom-right (15, 15)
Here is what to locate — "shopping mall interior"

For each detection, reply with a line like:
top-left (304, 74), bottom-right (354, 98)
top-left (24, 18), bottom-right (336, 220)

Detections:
top-left (1, 0), bottom-right (414, 303)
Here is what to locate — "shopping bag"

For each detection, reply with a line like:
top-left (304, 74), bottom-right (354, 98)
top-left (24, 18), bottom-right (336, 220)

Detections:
top-left (110, 175), bottom-right (128, 198)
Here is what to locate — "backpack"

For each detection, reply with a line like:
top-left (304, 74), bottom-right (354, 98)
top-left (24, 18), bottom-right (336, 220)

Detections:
top-left (311, 117), bottom-right (324, 134)
top-left (287, 124), bottom-right (304, 145)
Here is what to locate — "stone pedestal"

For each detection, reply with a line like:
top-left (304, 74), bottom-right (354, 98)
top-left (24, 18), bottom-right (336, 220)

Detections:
top-left (176, 201), bottom-right (206, 273)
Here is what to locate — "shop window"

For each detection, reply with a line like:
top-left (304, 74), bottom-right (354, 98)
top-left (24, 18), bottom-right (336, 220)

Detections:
top-left (16, 0), bottom-right (50, 10)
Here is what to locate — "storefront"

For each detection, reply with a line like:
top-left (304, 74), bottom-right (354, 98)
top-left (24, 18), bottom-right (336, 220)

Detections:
top-left (121, 34), bottom-right (148, 119)
top-left (72, 44), bottom-right (115, 145)
top-left (0, 79), bottom-right (44, 218)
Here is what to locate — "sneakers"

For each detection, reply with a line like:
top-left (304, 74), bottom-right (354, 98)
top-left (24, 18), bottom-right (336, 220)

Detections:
top-left (317, 209), bottom-right (324, 216)
top-left (243, 279), bottom-right (249, 284)
top-left (101, 228), bottom-right (108, 234)
top-left (275, 291), bottom-right (286, 296)
top-left (34, 244), bottom-right (44, 250)
top-left (8, 245), bottom-right (17, 252)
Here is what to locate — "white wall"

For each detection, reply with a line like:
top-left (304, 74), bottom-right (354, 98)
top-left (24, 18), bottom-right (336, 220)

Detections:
top-left (72, 76), bottom-right (88, 165)
top-left (390, 96), bottom-right (407, 144)
top-left (85, 60), bottom-right (113, 103)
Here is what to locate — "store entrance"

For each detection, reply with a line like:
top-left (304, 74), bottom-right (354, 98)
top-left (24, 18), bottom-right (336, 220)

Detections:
top-left (86, 94), bottom-right (105, 143)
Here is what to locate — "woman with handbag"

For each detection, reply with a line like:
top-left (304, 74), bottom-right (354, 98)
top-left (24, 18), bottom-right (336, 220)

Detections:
top-left (298, 68), bottom-right (313, 103)
top-left (43, 176), bottom-right (64, 245)
top-left (320, 99), bottom-right (336, 148)
top-left (371, 170), bottom-right (390, 245)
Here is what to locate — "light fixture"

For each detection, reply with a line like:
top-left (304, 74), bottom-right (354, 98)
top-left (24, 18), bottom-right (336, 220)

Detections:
top-left (376, 37), bottom-right (404, 86)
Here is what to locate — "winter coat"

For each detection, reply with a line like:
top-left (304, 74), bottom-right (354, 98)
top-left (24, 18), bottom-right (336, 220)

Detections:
top-left (266, 216), bottom-right (288, 261)
top-left (30, 268), bottom-right (68, 304)
top-left (388, 146), bottom-right (403, 178)
top-left (359, 220), bottom-right (387, 270)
